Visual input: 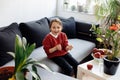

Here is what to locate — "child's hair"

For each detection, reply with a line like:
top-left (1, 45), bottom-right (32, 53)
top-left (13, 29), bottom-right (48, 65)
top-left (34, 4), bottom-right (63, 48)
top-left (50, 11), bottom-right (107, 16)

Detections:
top-left (49, 18), bottom-right (63, 28)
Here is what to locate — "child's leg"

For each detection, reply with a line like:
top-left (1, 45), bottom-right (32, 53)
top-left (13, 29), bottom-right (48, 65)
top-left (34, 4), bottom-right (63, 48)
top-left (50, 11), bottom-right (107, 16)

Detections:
top-left (50, 56), bottom-right (74, 76)
top-left (63, 53), bottom-right (79, 77)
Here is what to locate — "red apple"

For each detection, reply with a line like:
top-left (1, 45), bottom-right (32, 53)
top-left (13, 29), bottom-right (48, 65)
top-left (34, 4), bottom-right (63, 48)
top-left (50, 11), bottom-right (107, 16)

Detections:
top-left (98, 50), bottom-right (105, 55)
top-left (87, 64), bottom-right (93, 70)
top-left (92, 48), bottom-right (99, 53)
top-left (93, 52), bottom-right (101, 58)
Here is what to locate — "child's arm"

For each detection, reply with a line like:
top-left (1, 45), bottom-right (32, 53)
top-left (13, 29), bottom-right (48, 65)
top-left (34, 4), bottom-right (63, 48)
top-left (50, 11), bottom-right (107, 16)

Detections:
top-left (49, 44), bottom-right (62, 53)
top-left (65, 44), bottom-right (73, 51)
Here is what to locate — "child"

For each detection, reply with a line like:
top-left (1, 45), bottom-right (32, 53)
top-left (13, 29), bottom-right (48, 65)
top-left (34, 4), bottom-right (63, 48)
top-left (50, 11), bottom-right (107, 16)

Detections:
top-left (42, 18), bottom-right (79, 77)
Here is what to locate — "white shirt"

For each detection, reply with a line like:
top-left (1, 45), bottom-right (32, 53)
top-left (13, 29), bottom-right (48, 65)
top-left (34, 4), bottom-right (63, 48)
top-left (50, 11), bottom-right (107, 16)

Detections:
top-left (49, 32), bottom-right (58, 38)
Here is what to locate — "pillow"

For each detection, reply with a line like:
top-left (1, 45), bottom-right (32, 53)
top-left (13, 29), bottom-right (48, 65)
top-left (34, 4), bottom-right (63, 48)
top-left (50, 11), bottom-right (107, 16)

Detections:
top-left (48, 17), bottom-right (76, 39)
top-left (19, 17), bottom-right (50, 48)
top-left (0, 23), bottom-right (22, 66)
top-left (60, 17), bottom-right (76, 38)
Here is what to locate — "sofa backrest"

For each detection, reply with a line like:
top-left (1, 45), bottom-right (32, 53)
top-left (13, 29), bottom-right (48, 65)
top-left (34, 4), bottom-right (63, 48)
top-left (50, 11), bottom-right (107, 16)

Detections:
top-left (0, 23), bottom-right (22, 66)
top-left (48, 16), bottom-right (76, 39)
top-left (19, 17), bottom-right (77, 48)
top-left (19, 17), bottom-right (50, 48)
top-left (75, 21), bottom-right (99, 42)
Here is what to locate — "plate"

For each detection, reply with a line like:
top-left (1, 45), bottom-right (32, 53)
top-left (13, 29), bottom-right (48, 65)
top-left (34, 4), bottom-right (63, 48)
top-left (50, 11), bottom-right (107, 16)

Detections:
top-left (92, 48), bottom-right (112, 62)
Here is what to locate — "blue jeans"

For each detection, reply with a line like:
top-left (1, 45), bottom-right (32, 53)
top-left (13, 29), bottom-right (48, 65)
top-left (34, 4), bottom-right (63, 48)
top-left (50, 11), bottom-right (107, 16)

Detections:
top-left (50, 53), bottom-right (79, 77)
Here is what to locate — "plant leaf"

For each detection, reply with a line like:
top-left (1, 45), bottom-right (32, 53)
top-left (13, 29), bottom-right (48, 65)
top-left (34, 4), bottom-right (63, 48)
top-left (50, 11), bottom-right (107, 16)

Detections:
top-left (7, 52), bottom-right (15, 58)
top-left (96, 38), bottom-right (103, 42)
top-left (16, 71), bottom-right (25, 80)
top-left (25, 43), bottom-right (36, 58)
top-left (32, 65), bottom-right (41, 80)
top-left (35, 63), bottom-right (53, 72)
top-left (29, 70), bottom-right (40, 80)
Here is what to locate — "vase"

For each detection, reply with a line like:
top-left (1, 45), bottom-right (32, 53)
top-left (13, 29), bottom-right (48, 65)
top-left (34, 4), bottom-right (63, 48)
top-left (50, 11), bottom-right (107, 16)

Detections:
top-left (78, 5), bottom-right (83, 12)
top-left (103, 56), bottom-right (120, 75)
top-left (0, 66), bottom-right (14, 80)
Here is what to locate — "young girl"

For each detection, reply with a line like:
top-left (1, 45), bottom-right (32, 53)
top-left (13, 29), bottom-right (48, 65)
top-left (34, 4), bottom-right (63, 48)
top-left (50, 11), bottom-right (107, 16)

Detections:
top-left (42, 18), bottom-right (79, 77)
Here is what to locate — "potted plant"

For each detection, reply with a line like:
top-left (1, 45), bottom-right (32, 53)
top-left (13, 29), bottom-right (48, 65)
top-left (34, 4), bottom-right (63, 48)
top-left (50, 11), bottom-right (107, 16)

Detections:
top-left (91, 0), bottom-right (120, 75)
top-left (0, 35), bottom-right (51, 80)
top-left (91, 23), bottom-right (120, 74)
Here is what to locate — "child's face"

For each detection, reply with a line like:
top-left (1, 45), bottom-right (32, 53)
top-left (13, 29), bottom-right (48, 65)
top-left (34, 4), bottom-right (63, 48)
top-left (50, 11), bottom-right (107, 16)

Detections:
top-left (50, 22), bottom-right (62, 35)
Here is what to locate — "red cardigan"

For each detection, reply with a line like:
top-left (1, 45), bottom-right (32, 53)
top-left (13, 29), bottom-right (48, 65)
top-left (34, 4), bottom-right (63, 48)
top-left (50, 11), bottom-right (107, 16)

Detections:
top-left (42, 32), bottom-right (69, 58)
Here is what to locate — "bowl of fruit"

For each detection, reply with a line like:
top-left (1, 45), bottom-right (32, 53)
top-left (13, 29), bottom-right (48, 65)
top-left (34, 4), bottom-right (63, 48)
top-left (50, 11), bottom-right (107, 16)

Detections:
top-left (91, 48), bottom-right (108, 62)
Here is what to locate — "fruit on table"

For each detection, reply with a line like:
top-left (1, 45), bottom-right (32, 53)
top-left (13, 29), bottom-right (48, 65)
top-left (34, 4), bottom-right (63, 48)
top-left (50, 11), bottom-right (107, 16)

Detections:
top-left (98, 50), bottom-right (105, 55)
top-left (92, 48), bottom-right (99, 53)
top-left (93, 52), bottom-right (101, 58)
top-left (87, 64), bottom-right (93, 70)
top-left (92, 48), bottom-right (105, 55)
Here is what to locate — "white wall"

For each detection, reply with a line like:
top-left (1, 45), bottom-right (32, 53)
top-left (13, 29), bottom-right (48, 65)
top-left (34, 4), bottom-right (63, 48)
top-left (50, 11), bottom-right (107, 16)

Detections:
top-left (0, 0), bottom-right (57, 27)
top-left (56, 0), bottom-right (98, 23)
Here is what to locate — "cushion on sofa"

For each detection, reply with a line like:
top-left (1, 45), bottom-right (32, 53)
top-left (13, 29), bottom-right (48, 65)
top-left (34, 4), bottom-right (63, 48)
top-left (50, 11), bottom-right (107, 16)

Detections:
top-left (0, 23), bottom-right (22, 66)
top-left (30, 46), bottom-right (62, 72)
top-left (19, 17), bottom-right (50, 48)
top-left (60, 17), bottom-right (76, 39)
top-left (68, 39), bottom-right (95, 62)
top-left (47, 17), bottom-right (76, 39)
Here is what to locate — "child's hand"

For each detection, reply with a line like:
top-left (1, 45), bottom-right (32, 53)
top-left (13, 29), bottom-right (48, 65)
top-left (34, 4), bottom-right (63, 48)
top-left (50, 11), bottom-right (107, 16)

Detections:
top-left (56, 44), bottom-right (62, 51)
top-left (66, 45), bottom-right (73, 51)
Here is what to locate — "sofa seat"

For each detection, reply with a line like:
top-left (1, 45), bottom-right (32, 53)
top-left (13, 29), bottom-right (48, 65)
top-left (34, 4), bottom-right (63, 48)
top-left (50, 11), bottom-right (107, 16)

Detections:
top-left (30, 46), bottom-right (61, 72)
top-left (69, 38), bottom-right (95, 62)
top-left (3, 38), bottom-right (95, 73)
top-left (29, 38), bottom-right (95, 72)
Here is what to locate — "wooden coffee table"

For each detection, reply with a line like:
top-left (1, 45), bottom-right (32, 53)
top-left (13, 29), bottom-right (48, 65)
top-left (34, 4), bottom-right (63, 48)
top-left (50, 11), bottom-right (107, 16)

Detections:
top-left (77, 60), bottom-right (120, 80)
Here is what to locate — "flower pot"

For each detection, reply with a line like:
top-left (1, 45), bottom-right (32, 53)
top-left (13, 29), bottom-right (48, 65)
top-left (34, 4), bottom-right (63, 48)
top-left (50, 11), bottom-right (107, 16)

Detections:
top-left (103, 57), bottom-right (120, 75)
top-left (0, 66), bottom-right (29, 80)
top-left (0, 66), bottom-right (14, 80)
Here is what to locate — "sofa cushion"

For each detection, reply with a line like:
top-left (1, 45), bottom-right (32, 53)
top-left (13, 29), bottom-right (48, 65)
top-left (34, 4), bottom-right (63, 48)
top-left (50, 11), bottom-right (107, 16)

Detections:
top-left (19, 17), bottom-right (50, 48)
top-left (0, 23), bottom-right (22, 66)
top-left (48, 17), bottom-right (76, 39)
top-left (30, 47), bottom-right (62, 72)
top-left (60, 17), bottom-right (76, 38)
top-left (30, 38), bottom-right (95, 73)
top-left (68, 39), bottom-right (95, 62)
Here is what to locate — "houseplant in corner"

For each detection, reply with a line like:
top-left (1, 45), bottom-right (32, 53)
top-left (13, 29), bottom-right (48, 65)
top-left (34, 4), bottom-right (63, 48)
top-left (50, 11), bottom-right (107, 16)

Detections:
top-left (91, 0), bottom-right (120, 75)
top-left (91, 23), bottom-right (120, 75)
top-left (0, 35), bottom-right (51, 80)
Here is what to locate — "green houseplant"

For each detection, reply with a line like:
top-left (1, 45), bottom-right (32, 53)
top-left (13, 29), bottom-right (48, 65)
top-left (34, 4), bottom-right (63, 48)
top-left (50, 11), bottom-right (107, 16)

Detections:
top-left (91, 0), bottom-right (120, 75)
top-left (7, 34), bottom-right (41, 80)
top-left (9, 35), bottom-right (40, 80)
top-left (92, 0), bottom-right (120, 59)
top-left (94, 0), bottom-right (120, 26)
top-left (91, 23), bottom-right (120, 60)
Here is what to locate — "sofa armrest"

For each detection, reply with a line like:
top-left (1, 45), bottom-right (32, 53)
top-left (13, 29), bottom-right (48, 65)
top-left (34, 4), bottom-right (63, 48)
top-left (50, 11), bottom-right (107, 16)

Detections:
top-left (75, 21), bottom-right (98, 43)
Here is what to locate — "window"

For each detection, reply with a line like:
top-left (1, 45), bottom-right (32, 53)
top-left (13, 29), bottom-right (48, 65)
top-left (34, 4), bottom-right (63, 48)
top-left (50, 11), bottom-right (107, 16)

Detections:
top-left (63, 0), bottom-right (96, 14)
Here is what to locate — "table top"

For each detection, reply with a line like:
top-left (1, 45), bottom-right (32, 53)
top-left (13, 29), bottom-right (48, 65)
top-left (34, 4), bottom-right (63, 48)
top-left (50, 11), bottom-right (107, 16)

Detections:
top-left (77, 60), bottom-right (120, 80)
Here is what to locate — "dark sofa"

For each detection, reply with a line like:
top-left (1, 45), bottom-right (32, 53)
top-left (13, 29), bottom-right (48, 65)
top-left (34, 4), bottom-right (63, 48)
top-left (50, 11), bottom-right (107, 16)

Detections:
top-left (0, 16), bottom-right (97, 73)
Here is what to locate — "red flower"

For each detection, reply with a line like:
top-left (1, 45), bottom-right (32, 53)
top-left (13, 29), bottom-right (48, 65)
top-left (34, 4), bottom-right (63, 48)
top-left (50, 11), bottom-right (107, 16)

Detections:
top-left (109, 24), bottom-right (118, 31)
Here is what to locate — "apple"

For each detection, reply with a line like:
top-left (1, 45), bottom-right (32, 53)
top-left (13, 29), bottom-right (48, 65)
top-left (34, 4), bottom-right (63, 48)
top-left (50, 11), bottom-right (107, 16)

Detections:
top-left (98, 50), bottom-right (105, 55)
top-left (93, 52), bottom-right (101, 58)
top-left (92, 48), bottom-right (99, 53)
top-left (87, 64), bottom-right (93, 70)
